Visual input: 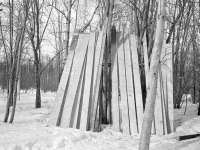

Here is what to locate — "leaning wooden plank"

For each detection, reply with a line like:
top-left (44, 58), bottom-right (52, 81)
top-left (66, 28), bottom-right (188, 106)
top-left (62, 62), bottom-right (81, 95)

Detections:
top-left (94, 72), bottom-right (104, 132)
top-left (165, 44), bottom-right (173, 133)
top-left (129, 34), bottom-right (144, 133)
top-left (159, 68), bottom-right (167, 135)
top-left (143, 33), bottom-right (150, 89)
top-left (92, 32), bottom-right (103, 95)
top-left (71, 57), bottom-right (86, 128)
top-left (90, 31), bottom-right (104, 131)
top-left (76, 62), bottom-right (87, 129)
top-left (91, 26), bottom-right (109, 131)
top-left (159, 45), bottom-right (167, 135)
top-left (59, 34), bottom-right (90, 128)
top-left (124, 33), bottom-right (137, 134)
top-left (154, 67), bottom-right (164, 136)
top-left (79, 32), bottom-right (96, 131)
top-left (48, 33), bottom-right (79, 126)
top-left (160, 43), bottom-right (173, 134)
top-left (94, 91), bottom-right (101, 131)
top-left (110, 29), bottom-right (120, 132)
top-left (166, 74), bottom-right (173, 133)
top-left (118, 32), bottom-right (130, 135)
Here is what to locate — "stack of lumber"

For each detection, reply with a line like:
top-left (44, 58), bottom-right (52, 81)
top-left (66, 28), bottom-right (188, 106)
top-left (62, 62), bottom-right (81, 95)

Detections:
top-left (49, 31), bottom-right (106, 131)
top-left (111, 31), bottom-right (144, 135)
top-left (49, 29), bottom-right (174, 136)
top-left (111, 30), bottom-right (173, 136)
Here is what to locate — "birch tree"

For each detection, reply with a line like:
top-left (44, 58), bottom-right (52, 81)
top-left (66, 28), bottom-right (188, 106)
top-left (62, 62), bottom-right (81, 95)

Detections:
top-left (139, 1), bottom-right (166, 149)
top-left (4, 0), bottom-right (29, 123)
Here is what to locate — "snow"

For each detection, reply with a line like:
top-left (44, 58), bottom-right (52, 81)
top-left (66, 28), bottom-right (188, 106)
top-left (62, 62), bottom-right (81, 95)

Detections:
top-left (0, 92), bottom-right (200, 150)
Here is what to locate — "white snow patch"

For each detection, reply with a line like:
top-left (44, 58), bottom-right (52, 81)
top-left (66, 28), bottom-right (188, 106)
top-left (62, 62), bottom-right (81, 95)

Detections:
top-left (0, 93), bottom-right (200, 150)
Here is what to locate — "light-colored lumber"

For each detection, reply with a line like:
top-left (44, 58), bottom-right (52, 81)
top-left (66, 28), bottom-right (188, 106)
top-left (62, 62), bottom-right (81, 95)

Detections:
top-left (90, 31), bottom-right (105, 131)
top-left (60, 34), bottom-right (90, 128)
top-left (159, 45), bottom-right (167, 135)
top-left (94, 95), bottom-right (100, 131)
top-left (163, 44), bottom-right (173, 133)
top-left (48, 33), bottom-right (79, 126)
top-left (117, 32), bottom-right (130, 135)
top-left (111, 31), bottom-right (120, 132)
top-left (159, 68), bottom-right (167, 135)
top-left (143, 34), bottom-right (150, 89)
top-left (130, 34), bottom-right (144, 133)
top-left (71, 58), bottom-right (86, 128)
top-left (79, 32), bottom-right (96, 131)
top-left (159, 43), bottom-right (173, 134)
top-left (124, 33), bottom-right (137, 134)
top-left (154, 66), bottom-right (164, 136)
top-left (76, 63), bottom-right (86, 129)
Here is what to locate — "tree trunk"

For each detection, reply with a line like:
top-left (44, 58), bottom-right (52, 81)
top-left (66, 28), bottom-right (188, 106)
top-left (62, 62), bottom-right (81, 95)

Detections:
top-left (4, 68), bottom-right (15, 122)
top-left (35, 62), bottom-right (41, 108)
top-left (198, 88), bottom-right (200, 115)
top-left (4, 30), bottom-right (22, 122)
top-left (63, 0), bottom-right (72, 65)
top-left (17, 65), bottom-right (21, 101)
top-left (193, 30), bottom-right (196, 104)
top-left (139, 1), bottom-right (166, 150)
top-left (9, 44), bottom-right (22, 123)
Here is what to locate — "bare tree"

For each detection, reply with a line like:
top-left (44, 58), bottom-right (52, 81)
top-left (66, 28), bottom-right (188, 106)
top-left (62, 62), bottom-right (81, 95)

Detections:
top-left (139, 0), bottom-right (166, 149)
top-left (28, 0), bottom-right (53, 108)
top-left (4, 0), bottom-right (29, 122)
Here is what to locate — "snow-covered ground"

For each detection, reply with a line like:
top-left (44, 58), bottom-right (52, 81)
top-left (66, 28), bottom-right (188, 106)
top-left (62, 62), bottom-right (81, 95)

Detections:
top-left (0, 92), bottom-right (200, 150)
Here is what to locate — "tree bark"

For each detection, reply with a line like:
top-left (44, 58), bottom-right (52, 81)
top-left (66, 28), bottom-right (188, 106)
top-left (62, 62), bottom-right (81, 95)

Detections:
top-left (63, 0), bottom-right (72, 65)
top-left (35, 62), bottom-right (41, 108)
top-left (198, 88), bottom-right (200, 115)
top-left (139, 1), bottom-right (166, 150)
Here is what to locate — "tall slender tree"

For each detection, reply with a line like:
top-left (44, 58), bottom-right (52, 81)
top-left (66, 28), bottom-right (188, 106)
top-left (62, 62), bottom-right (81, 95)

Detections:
top-left (139, 0), bottom-right (166, 149)
top-left (28, 0), bottom-right (53, 108)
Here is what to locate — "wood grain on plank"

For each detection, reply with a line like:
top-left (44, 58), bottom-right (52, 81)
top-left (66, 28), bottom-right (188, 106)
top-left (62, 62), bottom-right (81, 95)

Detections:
top-left (124, 33), bottom-right (137, 134)
top-left (143, 33), bottom-right (150, 89)
top-left (130, 34), bottom-right (144, 133)
top-left (48, 32), bottom-right (79, 126)
top-left (90, 31), bottom-right (105, 131)
top-left (59, 34), bottom-right (90, 128)
top-left (79, 32), bottom-right (96, 131)
top-left (164, 44), bottom-right (173, 133)
top-left (76, 60), bottom-right (87, 129)
top-left (71, 58), bottom-right (86, 128)
top-left (111, 30), bottom-right (120, 132)
top-left (159, 68), bottom-right (167, 135)
top-left (159, 45), bottom-right (167, 135)
top-left (159, 43), bottom-right (173, 134)
top-left (155, 66), bottom-right (164, 136)
top-left (117, 32), bottom-right (130, 135)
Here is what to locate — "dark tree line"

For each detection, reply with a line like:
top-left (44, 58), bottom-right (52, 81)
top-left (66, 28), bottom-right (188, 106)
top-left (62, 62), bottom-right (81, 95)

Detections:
top-left (0, 58), bottom-right (59, 93)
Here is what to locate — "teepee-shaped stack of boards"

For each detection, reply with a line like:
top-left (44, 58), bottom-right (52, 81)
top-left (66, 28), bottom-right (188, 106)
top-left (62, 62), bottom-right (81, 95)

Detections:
top-left (49, 31), bottom-right (106, 131)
